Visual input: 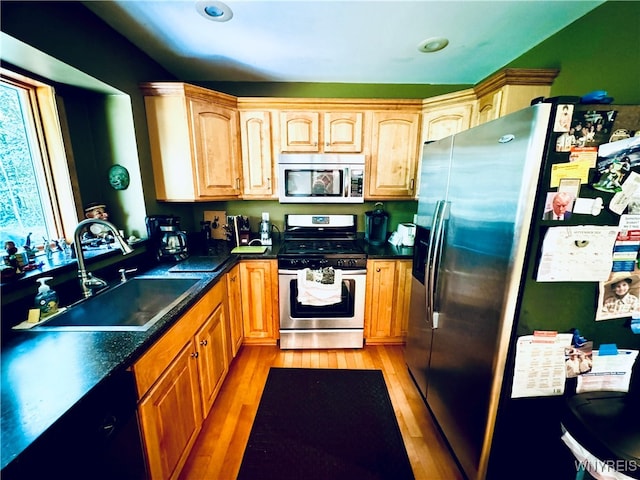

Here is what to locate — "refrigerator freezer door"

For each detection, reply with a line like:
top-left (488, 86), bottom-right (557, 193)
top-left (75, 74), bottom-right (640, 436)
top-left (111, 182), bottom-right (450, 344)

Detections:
top-left (425, 104), bottom-right (551, 479)
top-left (416, 137), bottom-right (454, 228)
top-left (406, 137), bottom-right (454, 399)
top-left (405, 274), bottom-right (431, 397)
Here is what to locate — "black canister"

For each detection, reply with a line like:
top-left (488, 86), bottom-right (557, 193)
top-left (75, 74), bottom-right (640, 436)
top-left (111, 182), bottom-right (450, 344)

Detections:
top-left (364, 202), bottom-right (389, 245)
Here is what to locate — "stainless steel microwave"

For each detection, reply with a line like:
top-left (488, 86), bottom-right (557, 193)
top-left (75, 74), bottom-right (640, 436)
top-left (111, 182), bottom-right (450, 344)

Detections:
top-left (278, 154), bottom-right (365, 203)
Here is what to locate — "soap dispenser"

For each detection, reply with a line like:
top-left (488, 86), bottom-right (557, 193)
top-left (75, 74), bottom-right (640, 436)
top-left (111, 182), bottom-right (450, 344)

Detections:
top-left (34, 277), bottom-right (59, 319)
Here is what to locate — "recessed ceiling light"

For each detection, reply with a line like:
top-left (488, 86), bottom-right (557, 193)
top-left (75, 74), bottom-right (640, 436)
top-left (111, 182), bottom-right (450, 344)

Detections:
top-left (417, 37), bottom-right (449, 53)
top-left (196, 1), bottom-right (233, 22)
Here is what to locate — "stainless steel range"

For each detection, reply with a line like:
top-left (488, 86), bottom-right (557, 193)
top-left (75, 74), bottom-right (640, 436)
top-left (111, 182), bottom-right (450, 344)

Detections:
top-left (278, 214), bottom-right (366, 349)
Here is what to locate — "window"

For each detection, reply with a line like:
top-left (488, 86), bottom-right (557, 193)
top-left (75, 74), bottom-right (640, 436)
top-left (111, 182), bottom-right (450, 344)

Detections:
top-left (0, 71), bottom-right (79, 250)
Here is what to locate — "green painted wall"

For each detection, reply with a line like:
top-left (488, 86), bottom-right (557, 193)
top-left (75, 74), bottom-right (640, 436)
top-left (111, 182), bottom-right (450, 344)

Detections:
top-left (505, 1), bottom-right (640, 104)
top-left (197, 81), bottom-right (471, 99)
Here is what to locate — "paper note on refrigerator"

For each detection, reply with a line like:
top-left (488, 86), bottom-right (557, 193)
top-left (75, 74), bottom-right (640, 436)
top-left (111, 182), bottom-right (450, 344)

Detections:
top-left (511, 333), bottom-right (573, 398)
top-left (536, 226), bottom-right (619, 282)
top-left (576, 349), bottom-right (638, 393)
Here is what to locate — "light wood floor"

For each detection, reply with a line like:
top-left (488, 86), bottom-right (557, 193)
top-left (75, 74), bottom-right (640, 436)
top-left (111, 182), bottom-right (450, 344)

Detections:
top-left (179, 345), bottom-right (464, 480)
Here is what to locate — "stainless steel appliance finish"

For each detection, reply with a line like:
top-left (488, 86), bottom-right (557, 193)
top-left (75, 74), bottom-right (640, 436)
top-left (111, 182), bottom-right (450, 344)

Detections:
top-left (278, 154), bottom-right (365, 203)
top-left (406, 104), bottom-right (552, 479)
top-left (278, 214), bottom-right (366, 349)
top-left (406, 102), bottom-right (640, 479)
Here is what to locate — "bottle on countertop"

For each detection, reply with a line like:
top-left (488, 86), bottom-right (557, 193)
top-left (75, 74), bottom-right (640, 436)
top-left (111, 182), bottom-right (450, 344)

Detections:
top-left (34, 277), bottom-right (59, 319)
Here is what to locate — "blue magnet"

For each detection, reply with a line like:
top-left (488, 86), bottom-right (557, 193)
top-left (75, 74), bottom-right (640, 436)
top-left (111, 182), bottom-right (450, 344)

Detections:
top-left (599, 344), bottom-right (618, 356)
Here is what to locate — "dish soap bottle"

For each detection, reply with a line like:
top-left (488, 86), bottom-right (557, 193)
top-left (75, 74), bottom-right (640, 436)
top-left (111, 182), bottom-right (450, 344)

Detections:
top-left (34, 277), bottom-right (59, 319)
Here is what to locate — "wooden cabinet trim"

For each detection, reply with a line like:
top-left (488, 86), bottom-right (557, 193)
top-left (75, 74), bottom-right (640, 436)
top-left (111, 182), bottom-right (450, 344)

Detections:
top-left (473, 68), bottom-right (559, 98)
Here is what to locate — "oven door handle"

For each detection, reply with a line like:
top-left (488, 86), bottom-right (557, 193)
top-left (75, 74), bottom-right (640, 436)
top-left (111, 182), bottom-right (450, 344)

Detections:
top-left (279, 269), bottom-right (367, 276)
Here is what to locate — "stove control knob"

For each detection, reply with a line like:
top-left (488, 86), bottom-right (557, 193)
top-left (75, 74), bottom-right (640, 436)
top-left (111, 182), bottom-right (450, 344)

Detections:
top-left (300, 258), bottom-right (309, 266)
top-left (348, 259), bottom-right (357, 267)
top-left (319, 259), bottom-right (329, 266)
top-left (336, 259), bottom-right (345, 267)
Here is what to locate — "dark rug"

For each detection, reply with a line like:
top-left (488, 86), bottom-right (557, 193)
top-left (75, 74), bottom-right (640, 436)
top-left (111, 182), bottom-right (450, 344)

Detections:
top-left (237, 368), bottom-right (415, 480)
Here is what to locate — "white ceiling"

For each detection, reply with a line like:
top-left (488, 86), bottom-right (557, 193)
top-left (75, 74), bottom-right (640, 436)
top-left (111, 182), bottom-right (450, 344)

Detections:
top-left (84, 0), bottom-right (604, 84)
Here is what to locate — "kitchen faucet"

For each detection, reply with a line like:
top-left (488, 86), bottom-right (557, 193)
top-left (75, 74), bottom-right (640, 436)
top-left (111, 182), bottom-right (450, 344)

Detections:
top-left (73, 218), bottom-right (134, 298)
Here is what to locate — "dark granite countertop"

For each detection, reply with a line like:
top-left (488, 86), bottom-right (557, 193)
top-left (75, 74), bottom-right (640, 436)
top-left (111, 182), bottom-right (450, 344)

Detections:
top-left (0, 237), bottom-right (404, 470)
top-left (358, 237), bottom-right (414, 259)
top-left (0, 258), bottom-right (235, 471)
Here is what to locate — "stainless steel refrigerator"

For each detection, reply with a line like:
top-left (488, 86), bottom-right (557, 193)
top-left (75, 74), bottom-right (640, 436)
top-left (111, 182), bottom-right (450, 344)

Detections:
top-left (405, 101), bottom-right (640, 479)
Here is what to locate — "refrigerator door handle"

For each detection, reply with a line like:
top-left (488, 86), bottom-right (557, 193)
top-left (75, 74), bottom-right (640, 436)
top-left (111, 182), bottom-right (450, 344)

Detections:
top-left (428, 200), bottom-right (448, 328)
top-left (425, 201), bottom-right (442, 321)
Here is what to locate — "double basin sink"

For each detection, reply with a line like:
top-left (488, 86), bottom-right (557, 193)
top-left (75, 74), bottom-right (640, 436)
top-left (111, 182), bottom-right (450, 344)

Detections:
top-left (30, 276), bottom-right (204, 332)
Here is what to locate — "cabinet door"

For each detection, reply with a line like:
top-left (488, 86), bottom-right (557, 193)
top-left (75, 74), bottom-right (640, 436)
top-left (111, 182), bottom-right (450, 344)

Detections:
top-left (422, 103), bottom-right (474, 141)
top-left (240, 111), bottom-right (275, 198)
top-left (279, 111), bottom-right (320, 152)
top-left (190, 98), bottom-right (241, 198)
top-left (195, 303), bottom-right (228, 417)
top-left (324, 111), bottom-right (364, 152)
top-left (365, 260), bottom-right (396, 342)
top-left (368, 111), bottom-right (420, 198)
top-left (476, 90), bottom-right (503, 126)
top-left (138, 341), bottom-right (202, 480)
top-left (394, 260), bottom-right (413, 339)
top-left (365, 259), bottom-right (412, 344)
top-left (226, 264), bottom-right (243, 357)
top-left (239, 260), bottom-right (278, 344)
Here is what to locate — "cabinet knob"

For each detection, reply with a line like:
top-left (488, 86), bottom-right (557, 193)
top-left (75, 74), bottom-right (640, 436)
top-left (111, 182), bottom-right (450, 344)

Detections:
top-left (191, 352), bottom-right (199, 358)
top-left (200, 339), bottom-right (208, 347)
top-left (376, 268), bottom-right (381, 272)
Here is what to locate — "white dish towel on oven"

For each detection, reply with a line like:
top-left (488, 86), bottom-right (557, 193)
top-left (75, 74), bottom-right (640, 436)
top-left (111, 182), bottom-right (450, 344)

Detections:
top-left (297, 267), bottom-right (343, 306)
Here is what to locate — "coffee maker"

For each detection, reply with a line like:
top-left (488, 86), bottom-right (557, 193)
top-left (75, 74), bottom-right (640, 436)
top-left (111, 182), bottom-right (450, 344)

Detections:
top-left (146, 215), bottom-right (189, 261)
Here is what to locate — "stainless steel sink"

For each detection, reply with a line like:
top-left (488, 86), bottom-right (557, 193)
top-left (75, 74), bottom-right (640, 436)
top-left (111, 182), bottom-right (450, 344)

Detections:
top-left (30, 276), bottom-right (202, 331)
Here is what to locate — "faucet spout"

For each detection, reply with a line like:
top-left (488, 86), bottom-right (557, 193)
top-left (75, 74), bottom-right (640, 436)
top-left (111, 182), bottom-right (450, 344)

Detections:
top-left (73, 219), bottom-right (134, 298)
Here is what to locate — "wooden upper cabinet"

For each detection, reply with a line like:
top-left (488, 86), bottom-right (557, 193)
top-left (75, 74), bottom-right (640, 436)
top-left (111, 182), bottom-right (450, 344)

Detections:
top-left (324, 111), bottom-right (364, 152)
top-left (239, 110), bottom-right (275, 198)
top-left (474, 68), bottom-right (559, 125)
top-left (279, 111), bottom-right (364, 153)
top-left (421, 89), bottom-right (476, 142)
top-left (190, 98), bottom-right (241, 198)
top-left (141, 82), bottom-right (241, 201)
top-left (367, 110), bottom-right (421, 199)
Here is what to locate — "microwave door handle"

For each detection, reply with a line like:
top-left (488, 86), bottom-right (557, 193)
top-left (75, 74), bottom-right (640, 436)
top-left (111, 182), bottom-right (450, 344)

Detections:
top-left (344, 167), bottom-right (350, 197)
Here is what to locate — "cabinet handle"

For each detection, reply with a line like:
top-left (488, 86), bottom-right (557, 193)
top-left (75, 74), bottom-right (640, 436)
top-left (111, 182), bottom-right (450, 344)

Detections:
top-left (267, 178), bottom-right (272, 190)
top-left (236, 177), bottom-right (241, 189)
top-left (410, 179), bottom-right (415, 190)
top-left (325, 142), bottom-right (330, 147)
top-left (191, 352), bottom-right (199, 358)
top-left (200, 340), bottom-right (208, 347)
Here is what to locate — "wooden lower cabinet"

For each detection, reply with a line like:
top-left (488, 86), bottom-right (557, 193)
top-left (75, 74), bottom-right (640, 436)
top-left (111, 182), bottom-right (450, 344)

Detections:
top-left (365, 259), bottom-right (412, 344)
top-left (133, 280), bottom-right (230, 480)
top-left (195, 302), bottom-right (229, 416)
top-left (226, 263), bottom-right (243, 356)
top-left (138, 342), bottom-right (203, 480)
top-left (239, 259), bottom-right (279, 345)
